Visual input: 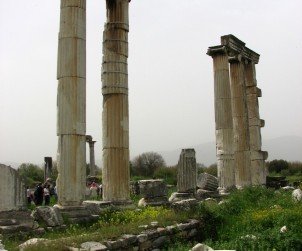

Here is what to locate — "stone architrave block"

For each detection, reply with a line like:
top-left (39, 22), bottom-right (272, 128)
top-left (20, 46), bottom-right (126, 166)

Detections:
top-left (138, 180), bottom-right (167, 199)
top-left (197, 173), bottom-right (218, 191)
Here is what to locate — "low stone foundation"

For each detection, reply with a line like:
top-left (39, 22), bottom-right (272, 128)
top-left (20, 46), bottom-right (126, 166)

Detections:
top-left (67, 219), bottom-right (202, 250)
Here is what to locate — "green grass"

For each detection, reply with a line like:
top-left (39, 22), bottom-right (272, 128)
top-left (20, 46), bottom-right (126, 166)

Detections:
top-left (3, 206), bottom-right (194, 251)
top-left (198, 186), bottom-right (302, 250)
top-left (4, 187), bottom-right (302, 251)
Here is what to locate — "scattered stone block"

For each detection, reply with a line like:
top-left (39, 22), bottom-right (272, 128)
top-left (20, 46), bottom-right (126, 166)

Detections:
top-left (18, 238), bottom-right (47, 251)
top-left (31, 206), bottom-right (64, 227)
top-left (171, 199), bottom-right (198, 211)
top-left (197, 173), bottom-right (218, 191)
top-left (196, 189), bottom-right (219, 200)
top-left (292, 188), bottom-right (302, 202)
top-left (138, 180), bottom-right (167, 198)
top-left (81, 241), bottom-right (107, 251)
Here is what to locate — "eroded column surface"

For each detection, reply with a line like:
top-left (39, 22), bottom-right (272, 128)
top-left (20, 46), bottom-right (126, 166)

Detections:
top-left (56, 0), bottom-right (86, 206)
top-left (177, 149), bottom-right (197, 194)
top-left (102, 0), bottom-right (130, 202)
top-left (229, 56), bottom-right (252, 187)
top-left (245, 62), bottom-right (267, 185)
top-left (207, 47), bottom-right (235, 190)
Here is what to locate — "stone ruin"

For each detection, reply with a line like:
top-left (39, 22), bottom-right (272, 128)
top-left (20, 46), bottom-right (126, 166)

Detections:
top-left (138, 180), bottom-right (169, 207)
top-left (0, 3), bottom-right (272, 247)
top-left (207, 35), bottom-right (268, 191)
top-left (169, 149), bottom-right (197, 203)
top-left (0, 164), bottom-right (26, 212)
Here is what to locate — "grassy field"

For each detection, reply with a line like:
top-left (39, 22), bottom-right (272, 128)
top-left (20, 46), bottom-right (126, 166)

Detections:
top-left (3, 187), bottom-right (302, 251)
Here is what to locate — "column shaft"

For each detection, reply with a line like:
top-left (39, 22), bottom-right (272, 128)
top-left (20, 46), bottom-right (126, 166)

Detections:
top-left (211, 52), bottom-right (235, 189)
top-left (245, 62), bottom-right (267, 184)
top-left (229, 58), bottom-right (252, 187)
top-left (102, 0), bottom-right (130, 202)
top-left (89, 142), bottom-right (96, 176)
top-left (177, 149), bottom-right (197, 193)
top-left (56, 0), bottom-right (86, 206)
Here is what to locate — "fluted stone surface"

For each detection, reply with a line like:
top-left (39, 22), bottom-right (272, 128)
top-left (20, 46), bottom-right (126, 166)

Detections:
top-left (245, 62), bottom-right (267, 185)
top-left (102, 0), bottom-right (130, 202)
top-left (229, 58), bottom-right (252, 187)
top-left (177, 149), bottom-right (197, 193)
top-left (56, 0), bottom-right (86, 206)
top-left (208, 48), bottom-right (235, 189)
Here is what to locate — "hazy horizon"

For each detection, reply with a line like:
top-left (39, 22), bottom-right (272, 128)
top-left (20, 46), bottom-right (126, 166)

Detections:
top-left (1, 0), bottom-right (301, 166)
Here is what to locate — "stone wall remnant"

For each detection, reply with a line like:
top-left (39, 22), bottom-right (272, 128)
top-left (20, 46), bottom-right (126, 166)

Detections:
top-left (0, 164), bottom-right (26, 212)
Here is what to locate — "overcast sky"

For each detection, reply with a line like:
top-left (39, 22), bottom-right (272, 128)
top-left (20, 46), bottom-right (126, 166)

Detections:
top-left (0, 0), bottom-right (301, 167)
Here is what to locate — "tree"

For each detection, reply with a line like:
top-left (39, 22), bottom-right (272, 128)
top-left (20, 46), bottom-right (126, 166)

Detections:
top-left (131, 152), bottom-right (166, 177)
top-left (267, 159), bottom-right (289, 174)
top-left (18, 163), bottom-right (44, 187)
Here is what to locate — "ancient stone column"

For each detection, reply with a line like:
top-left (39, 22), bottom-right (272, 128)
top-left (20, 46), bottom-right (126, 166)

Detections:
top-left (56, 0), bottom-right (86, 206)
top-left (207, 46), bottom-right (235, 190)
top-left (88, 140), bottom-right (96, 176)
top-left (86, 135), bottom-right (96, 176)
top-left (169, 149), bottom-right (197, 202)
top-left (44, 157), bottom-right (53, 181)
top-left (229, 56), bottom-right (252, 187)
top-left (245, 62), bottom-right (267, 185)
top-left (102, 0), bottom-right (130, 202)
top-left (177, 149), bottom-right (197, 194)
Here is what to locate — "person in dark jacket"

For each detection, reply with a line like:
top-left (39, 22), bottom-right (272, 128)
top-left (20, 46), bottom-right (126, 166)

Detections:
top-left (34, 183), bottom-right (43, 206)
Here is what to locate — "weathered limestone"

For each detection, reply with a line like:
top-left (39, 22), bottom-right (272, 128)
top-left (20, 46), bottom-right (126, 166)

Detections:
top-left (177, 149), bottom-right (197, 193)
top-left (207, 35), bottom-right (267, 188)
top-left (86, 135), bottom-right (96, 176)
top-left (229, 55), bottom-right (252, 187)
top-left (207, 47), bottom-right (235, 189)
top-left (0, 164), bottom-right (26, 211)
top-left (56, 0), bottom-right (87, 206)
top-left (170, 149), bottom-right (197, 202)
top-left (245, 62), bottom-right (267, 185)
top-left (102, 0), bottom-right (131, 202)
top-left (197, 173), bottom-right (218, 191)
top-left (138, 180), bottom-right (168, 207)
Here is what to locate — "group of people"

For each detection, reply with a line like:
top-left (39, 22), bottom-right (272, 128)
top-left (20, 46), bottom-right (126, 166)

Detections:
top-left (27, 178), bottom-right (57, 206)
top-left (86, 181), bottom-right (102, 199)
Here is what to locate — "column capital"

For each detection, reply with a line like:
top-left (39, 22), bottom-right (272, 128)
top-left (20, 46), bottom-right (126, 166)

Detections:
top-left (207, 45), bottom-right (228, 57)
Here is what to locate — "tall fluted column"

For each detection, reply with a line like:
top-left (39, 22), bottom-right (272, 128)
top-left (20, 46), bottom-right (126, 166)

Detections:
top-left (177, 149), bottom-right (197, 194)
top-left (89, 140), bottom-right (96, 176)
top-left (229, 56), bottom-right (252, 187)
top-left (102, 0), bottom-right (130, 202)
top-left (245, 62), bottom-right (267, 184)
top-left (56, 0), bottom-right (86, 206)
top-left (207, 47), bottom-right (235, 190)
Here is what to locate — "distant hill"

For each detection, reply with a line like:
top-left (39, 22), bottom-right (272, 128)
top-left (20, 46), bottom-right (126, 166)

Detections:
top-left (3, 136), bottom-right (301, 169)
top-left (160, 135), bottom-right (302, 166)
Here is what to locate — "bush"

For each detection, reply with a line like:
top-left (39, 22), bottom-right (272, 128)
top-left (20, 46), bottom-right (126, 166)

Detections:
top-left (198, 163), bottom-right (217, 177)
top-left (154, 166), bottom-right (177, 185)
top-left (267, 159), bottom-right (289, 173)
